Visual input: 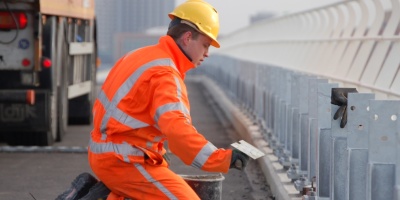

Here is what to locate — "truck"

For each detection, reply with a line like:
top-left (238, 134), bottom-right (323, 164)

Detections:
top-left (0, 0), bottom-right (97, 146)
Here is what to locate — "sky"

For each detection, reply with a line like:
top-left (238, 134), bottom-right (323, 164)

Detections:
top-left (175, 0), bottom-right (343, 36)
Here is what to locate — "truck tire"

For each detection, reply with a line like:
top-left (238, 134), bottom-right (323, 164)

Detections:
top-left (4, 131), bottom-right (53, 146)
top-left (56, 17), bottom-right (69, 141)
top-left (41, 16), bottom-right (60, 145)
top-left (68, 94), bottom-right (92, 125)
top-left (29, 16), bottom-right (66, 145)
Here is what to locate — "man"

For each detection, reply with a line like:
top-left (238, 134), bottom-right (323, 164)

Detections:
top-left (57, 0), bottom-right (249, 199)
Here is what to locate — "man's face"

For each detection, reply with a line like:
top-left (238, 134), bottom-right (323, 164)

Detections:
top-left (184, 33), bottom-right (212, 67)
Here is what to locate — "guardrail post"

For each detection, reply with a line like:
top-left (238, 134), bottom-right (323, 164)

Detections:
top-left (288, 74), bottom-right (313, 181)
top-left (254, 65), bottom-right (264, 124)
top-left (294, 77), bottom-right (327, 191)
top-left (315, 83), bottom-right (338, 199)
top-left (367, 100), bottom-right (399, 200)
top-left (346, 93), bottom-right (375, 200)
top-left (290, 73), bottom-right (301, 167)
top-left (267, 68), bottom-right (278, 147)
top-left (279, 70), bottom-right (294, 169)
top-left (308, 79), bottom-right (328, 182)
top-left (274, 68), bottom-right (283, 156)
top-left (397, 109), bottom-right (400, 199)
top-left (270, 68), bottom-right (281, 153)
top-left (330, 94), bottom-right (350, 200)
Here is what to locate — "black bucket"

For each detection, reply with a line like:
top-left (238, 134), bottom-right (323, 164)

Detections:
top-left (180, 173), bottom-right (225, 200)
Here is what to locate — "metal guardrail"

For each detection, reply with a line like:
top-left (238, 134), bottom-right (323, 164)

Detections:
top-left (196, 55), bottom-right (400, 200)
top-left (198, 0), bottom-right (400, 199)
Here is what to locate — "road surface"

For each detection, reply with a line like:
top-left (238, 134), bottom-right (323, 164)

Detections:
top-left (0, 78), bottom-right (273, 200)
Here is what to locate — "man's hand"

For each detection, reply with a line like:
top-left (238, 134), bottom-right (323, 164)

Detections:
top-left (230, 149), bottom-right (250, 170)
top-left (331, 88), bottom-right (358, 128)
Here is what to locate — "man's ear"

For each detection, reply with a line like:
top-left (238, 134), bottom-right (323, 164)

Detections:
top-left (181, 31), bottom-right (192, 46)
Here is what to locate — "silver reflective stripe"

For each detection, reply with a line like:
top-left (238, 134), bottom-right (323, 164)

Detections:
top-left (146, 141), bottom-right (153, 148)
top-left (113, 108), bottom-right (149, 129)
top-left (98, 90), bottom-right (110, 109)
top-left (153, 67), bottom-right (189, 124)
top-left (98, 58), bottom-right (179, 140)
top-left (153, 136), bottom-right (163, 142)
top-left (174, 76), bottom-right (182, 99)
top-left (134, 163), bottom-right (178, 200)
top-left (123, 49), bottom-right (138, 60)
top-left (146, 136), bottom-right (164, 148)
top-left (97, 90), bottom-right (113, 140)
top-left (154, 102), bottom-right (190, 124)
top-left (98, 90), bottom-right (149, 133)
top-left (89, 138), bottom-right (144, 163)
top-left (191, 142), bottom-right (218, 169)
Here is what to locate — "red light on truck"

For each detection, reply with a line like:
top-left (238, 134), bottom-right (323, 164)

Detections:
top-left (0, 12), bottom-right (28, 29)
top-left (22, 58), bottom-right (31, 67)
top-left (42, 58), bottom-right (52, 68)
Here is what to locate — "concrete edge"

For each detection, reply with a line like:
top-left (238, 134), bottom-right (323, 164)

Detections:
top-left (197, 76), bottom-right (302, 200)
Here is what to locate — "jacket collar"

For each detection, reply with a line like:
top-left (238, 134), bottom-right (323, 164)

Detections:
top-left (158, 35), bottom-right (195, 77)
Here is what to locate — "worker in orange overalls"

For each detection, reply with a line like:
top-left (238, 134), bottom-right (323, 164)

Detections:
top-left (56, 1), bottom-right (249, 199)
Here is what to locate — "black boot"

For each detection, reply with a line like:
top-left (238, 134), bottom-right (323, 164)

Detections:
top-left (55, 172), bottom-right (98, 200)
top-left (79, 181), bottom-right (111, 200)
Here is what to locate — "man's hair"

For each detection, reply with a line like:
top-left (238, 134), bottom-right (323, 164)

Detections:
top-left (167, 23), bottom-right (200, 42)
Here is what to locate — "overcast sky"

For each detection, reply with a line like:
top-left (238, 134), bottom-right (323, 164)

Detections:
top-left (175, 0), bottom-right (343, 35)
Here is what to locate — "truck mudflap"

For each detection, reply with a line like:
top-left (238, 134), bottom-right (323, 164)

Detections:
top-left (0, 90), bottom-right (49, 132)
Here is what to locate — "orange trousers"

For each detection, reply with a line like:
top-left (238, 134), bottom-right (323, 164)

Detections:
top-left (88, 152), bottom-right (200, 200)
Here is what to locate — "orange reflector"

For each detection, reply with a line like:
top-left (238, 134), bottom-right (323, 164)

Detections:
top-left (22, 58), bottom-right (31, 67)
top-left (26, 90), bottom-right (35, 105)
top-left (96, 57), bottom-right (102, 68)
top-left (42, 58), bottom-right (52, 68)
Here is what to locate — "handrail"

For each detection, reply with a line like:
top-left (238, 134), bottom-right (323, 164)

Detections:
top-left (213, 0), bottom-right (400, 100)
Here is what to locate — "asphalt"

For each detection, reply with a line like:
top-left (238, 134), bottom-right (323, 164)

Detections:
top-left (168, 78), bottom-right (273, 200)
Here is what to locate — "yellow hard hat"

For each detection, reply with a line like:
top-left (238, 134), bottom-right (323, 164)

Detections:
top-left (169, 0), bottom-right (220, 48)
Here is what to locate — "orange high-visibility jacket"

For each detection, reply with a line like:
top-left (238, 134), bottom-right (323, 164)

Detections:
top-left (89, 35), bottom-right (232, 172)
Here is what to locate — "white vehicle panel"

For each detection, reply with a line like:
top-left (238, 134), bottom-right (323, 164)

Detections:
top-left (0, 7), bottom-right (35, 70)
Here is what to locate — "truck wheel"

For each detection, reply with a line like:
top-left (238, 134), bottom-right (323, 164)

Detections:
top-left (45, 93), bottom-right (58, 145)
top-left (40, 16), bottom-right (59, 145)
top-left (57, 83), bottom-right (68, 141)
top-left (68, 94), bottom-right (92, 125)
top-left (4, 131), bottom-right (53, 146)
top-left (56, 17), bottom-right (69, 141)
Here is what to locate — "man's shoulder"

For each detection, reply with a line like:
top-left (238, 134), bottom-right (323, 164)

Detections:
top-left (126, 44), bottom-right (168, 59)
